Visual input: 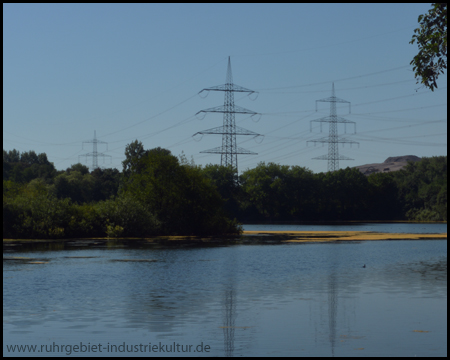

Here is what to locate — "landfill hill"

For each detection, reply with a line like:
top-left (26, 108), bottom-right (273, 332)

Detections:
top-left (353, 155), bottom-right (421, 175)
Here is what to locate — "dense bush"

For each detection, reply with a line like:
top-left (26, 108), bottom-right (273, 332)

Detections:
top-left (3, 179), bottom-right (73, 238)
top-left (3, 145), bottom-right (243, 238)
top-left (236, 157), bottom-right (446, 222)
top-left (393, 156), bottom-right (447, 221)
top-left (122, 147), bottom-right (242, 236)
top-left (94, 194), bottom-right (161, 237)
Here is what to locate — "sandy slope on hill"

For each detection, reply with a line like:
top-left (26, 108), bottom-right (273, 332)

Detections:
top-left (353, 155), bottom-right (421, 175)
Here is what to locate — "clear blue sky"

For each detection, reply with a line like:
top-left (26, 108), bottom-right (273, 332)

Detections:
top-left (3, 3), bottom-right (447, 174)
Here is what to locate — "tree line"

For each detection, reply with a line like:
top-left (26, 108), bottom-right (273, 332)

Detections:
top-left (3, 144), bottom-right (447, 239)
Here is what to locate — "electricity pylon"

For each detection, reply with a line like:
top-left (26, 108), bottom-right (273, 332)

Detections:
top-left (193, 56), bottom-right (261, 174)
top-left (78, 130), bottom-right (112, 171)
top-left (307, 83), bottom-right (359, 172)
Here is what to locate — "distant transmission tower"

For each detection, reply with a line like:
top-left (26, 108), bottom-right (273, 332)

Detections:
top-left (193, 56), bottom-right (261, 174)
top-left (78, 130), bottom-right (112, 171)
top-left (307, 83), bottom-right (359, 172)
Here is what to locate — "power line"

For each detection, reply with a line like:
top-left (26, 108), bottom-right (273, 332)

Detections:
top-left (255, 65), bottom-right (411, 91)
top-left (100, 93), bottom-right (198, 139)
top-left (237, 25), bottom-right (412, 57)
top-left (260, 79), bottom-right (415, 94)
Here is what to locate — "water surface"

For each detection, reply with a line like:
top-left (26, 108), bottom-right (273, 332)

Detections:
top-left (3, 224), bottom-right (447, 357)
top-left (243, 222), bottom-right (447, 233)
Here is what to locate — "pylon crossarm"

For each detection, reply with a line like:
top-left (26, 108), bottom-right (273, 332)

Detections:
top-left (197, 105), bottom-right (258, 115)
top-left (315, 97), bottom-right (351, 113)
top-left (307, 137), bottom-right (331, 144)
top-left (197, 125), bottom-right (260, 136)
top-left (235, 146), bottom-right (257, 155)
top-left (311, 116), bottom-right (356, 124)
top-left (335, 155), bottom-right (354, 160)
top-left (200, 83), bottom-right (256, 93)
top-left (312, 155), bottom-right (331, 160)
top-left (200, 146), bottom-right (257, 155)
top-left (308, 137), bottom-right (359, 145)
top-left (336, 138), bottom-right (359, 145)
top-left (316, 97), bottom-right (350, 104)
top-left (200, 146), bottom-right (223, 154)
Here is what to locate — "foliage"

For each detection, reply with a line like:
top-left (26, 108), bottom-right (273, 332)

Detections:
top-left (3, 144), bottom-right (446, 240)
top-left (240, 163), bottom-right (373, 221)
top-left (67, 163), bottom-right (89, 175)
top-left (122, 148), bottom-right (241, 236)
top-left (200, 164), bottom-right (242, 218)
top-left (238, 158), bottom-right (446, 222)
top-left (392, 156), bottom-right (447, 221)
top-left (316, 167), bottom-right (370, 220)
top-left (240, 162), bottom-right (317, 221)
top-left (52, 171), bottom-right (96, 204)
top-left (91, 167), bottom-right (121, 202)
top-left (410, 3), bottom-right (447, 91)
top-left (122, 140), bottom-right (148, 178)
top-left (94, 193), bottom-right (160, 237)
top-left (366, 172), bottom-right (403, 220)
top-left (3, 149), bottom-right (57, 183)
top-left (49, 165), bottom-right (120, 204)
top-left (3, 179), bottom-right (74, 238)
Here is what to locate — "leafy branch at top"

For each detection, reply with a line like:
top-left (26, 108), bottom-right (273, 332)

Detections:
top-left (410, 3), bottom-right (447, 91)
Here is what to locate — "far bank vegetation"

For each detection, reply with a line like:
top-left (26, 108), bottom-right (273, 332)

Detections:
top-left (3, 143), bottom-right (447, 239)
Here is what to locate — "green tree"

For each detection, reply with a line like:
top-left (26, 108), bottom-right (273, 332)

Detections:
top-left (94, 193), bottom-right (160, 237)
top-left (53, 171), bottom-right (96, 204)
top-left (436, 183), bottom-right (447, 220)
top-left (3, 149), bottom-right (56, 183)
top-left (3, 149), bottom-right (21, 163)
top-left (67, 163), bottom-right (90, 175)
top-left (410, 3), bottom-right (447, 91)
top-left (123, 148), bottom-right (240, 235)
top-left (240, 162), bottom-right (317, 221)
top-left (3, 180), bottom-right (73, 238)
top-left (240, 162), bottom-right (288, 220)
top-left (91, 167), bottom-right (121, 201)
top-left (367, 172), bottom-right (403, 220)
top-left (122, 140), bottom-right (148, 178)
top-left (393, 156), bottom-right (447, 220)
top-left (201, 164), bottom-right (241, 218)
top-left (20, 150), bottom-right (39, 166)
top-left (315, 168), bottom-right (371, 220)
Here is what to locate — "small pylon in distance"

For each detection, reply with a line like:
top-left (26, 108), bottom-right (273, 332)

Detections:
top-left (307, 83), bottom-right (359, 172)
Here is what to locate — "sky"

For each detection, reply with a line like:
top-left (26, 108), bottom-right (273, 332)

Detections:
top-left (3, 3), bottom-right (447, 174)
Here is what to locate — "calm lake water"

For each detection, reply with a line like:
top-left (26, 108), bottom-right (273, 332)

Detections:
top-left (3, 223), bottom-right (447, 357)
top-left (243, 222), bottom-right (447, 233)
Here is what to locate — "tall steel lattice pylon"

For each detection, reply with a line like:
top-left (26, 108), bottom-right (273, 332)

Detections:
top-left (193, 56), bottom-right (261, 174)
top-left (78, 130), bottom-right (112, 171)
top-left (307, 83), bottom-right (359, 172)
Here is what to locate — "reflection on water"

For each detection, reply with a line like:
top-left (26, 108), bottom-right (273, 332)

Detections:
top-left (243, 222), bottom-right (447, 233)
top-left (327, 245), bottom-right (339, 357)
top-left (222, 249), bottom-right (237, 357)
top-left (3, 235), bottom-right (447, 357)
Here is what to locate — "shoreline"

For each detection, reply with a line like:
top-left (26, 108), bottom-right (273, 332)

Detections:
top-left (241, 230), bottom-right (447, 242)
top-left (3, 231), bottom-right (447, 245)
top-left (242, 220), bottom-right (447, 224)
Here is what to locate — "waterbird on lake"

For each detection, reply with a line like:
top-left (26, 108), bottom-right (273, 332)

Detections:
top-left (363, 264), bottom-right (366, 268)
